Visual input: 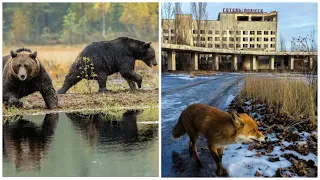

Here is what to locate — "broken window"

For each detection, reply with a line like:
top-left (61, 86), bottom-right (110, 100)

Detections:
top-left (215, 37), bottom-right (220, 41)
top-left (163, 29), bottom-right (169, 33)
top-left (222, 37), bottom-right (227, 41)
top-left (243, 31), bottom-right (248, 35)
top-left (229, 37), bottom-right (234, 41)
top-left (271, 31), bottom-right (276, 35)
top-left (257, 31), bottom-right (262, 35)
top-left (200, 30), bottom-right (205, 34)
top-left (215, 30), bottom-right (220, 34)
top-left (264, 37), bottom-right (269, 41)
top-left (215, 44), bottom-right (220, 48)
top-left (193, 30), bottom-right (199, 34)
top-left (264, 31), bottom-right (269, 35)
top-left (238, 16), bottom-right (249, 21)
top-left (251, 16), bottom-right (263, 21)
top-left (250, 31), bottom-right (255, 35)
top-left (243, 44), bottom-right (248, 48)
top-left (250, 37), bottom-right (255, 42)
top-left (264, 44), bottom-right (268, 48)
top-left (208, 37), bottom-right (213, 41)
top-left (250, 44), bottom-right (255, 48)
top-left (243, 37), bottom-right (248, 41)
top-left (207, 30), bottom-right (213, 34)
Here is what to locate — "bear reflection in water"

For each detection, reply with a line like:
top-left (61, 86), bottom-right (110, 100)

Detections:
top-left (3, 113), bottom-right (59, 171)
top-left (66, 110), bottom-right (157, 145)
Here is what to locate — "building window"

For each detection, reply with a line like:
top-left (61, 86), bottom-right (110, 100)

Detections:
top-left (207, 30), bottom-right (213, 34)
top-left (243, 31), bottom-right (248, 35)
top-left (250, 37), bottom-right (254, 42)
top-left (200, 37), bottom-right (206, 41)
top-left (243, 44), bottom-right (248, 48)
top-left (229, 31), bottom-right (234, 35)
top-left (271, 31), bottom-right (276, 35)
top-left (236, 37), bottom-right (240, 42)
top-left (208, 37), bottom-right (213, 41)
top-left (163, 29), bottom-right (169, 33)
top-left (250, 44), bottom-right (255, 48)
top-left (257, 44), bottom-right (261, 48)
top-left (264, 37), bottom-right (269, 41)
top-left (257, 31), bottom-right (262, 35)
top-left (271, 44), bottom-right (275, 48)
top-left (229, 44), bottom-right (234, 48)
top-left (271, 37), bottom-right (275, 42)
top-left (236, 31), bottom-right (241, 35)
top-left (215, 30), bottom-right (220, 34)
top-left (264, 31), bottom-right (269, 35)
top-left (208, 43), bottom-right (213, 48)
top-left (215, 44), bottom-right (220, 48)
top-left (243, 37), bottom-right (248, 41)
top-left (222, 30), bottom-right (227, 35)
top-left (257, 37), bottom-right (262, 42)
top-left (171, 36), bottom-right (175, 41)
top-left (222, 37), bottom-right (227, 41)
top-left (236, 44), bottom-right (241, 48)
top-left (193, 30), bottom-right (199, 34)
top-left (229, 37), bottom-right (234, 41)
top-left (250, 31), bottom-right (255, 35)
top-left (164, 36), bottom-right (169, 40)
top-left (264, 44), bottom-right (268, 48)
top-left (222, 44), bottom-right (227, 48)
top-left (200, 30), bottom-right (205, 34)
top-left (171, 29), bottom-right (175, 33)
top-left (215, 37), bottom-right (220, 41)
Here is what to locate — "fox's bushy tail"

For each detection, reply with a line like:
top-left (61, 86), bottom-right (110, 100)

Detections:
top-left (172, 114), bottom-right (186, 139)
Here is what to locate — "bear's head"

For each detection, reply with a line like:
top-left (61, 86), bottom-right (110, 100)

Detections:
top-left (9, 50), bottom-right (40, 81)
top-left (140, 42), bottom-right (157, 68)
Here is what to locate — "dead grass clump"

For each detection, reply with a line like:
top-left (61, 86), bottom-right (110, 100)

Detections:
top-left (241, 76), bottom-right (317, 121)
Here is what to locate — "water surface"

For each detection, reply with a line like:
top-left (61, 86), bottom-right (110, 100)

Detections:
top-left (3, 109), bottom-right (158, 177)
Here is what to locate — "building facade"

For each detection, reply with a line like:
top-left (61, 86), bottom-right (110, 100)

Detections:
top-left (162, 9), bottom-right (278, 52)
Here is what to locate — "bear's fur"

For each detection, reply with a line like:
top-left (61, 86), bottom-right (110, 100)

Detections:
top-left (3, 48), bottom-right (58, 109)
top-left (57, 37), bottom-right (157, 94)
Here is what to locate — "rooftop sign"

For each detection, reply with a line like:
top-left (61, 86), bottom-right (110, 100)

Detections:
top-left (223, 8), bottom-right (263, 13)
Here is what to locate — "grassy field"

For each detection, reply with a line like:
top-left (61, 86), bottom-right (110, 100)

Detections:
top-left (240, 75), bottom-right (317, 122)
top-left (3, 43), bottom-right (159, 116)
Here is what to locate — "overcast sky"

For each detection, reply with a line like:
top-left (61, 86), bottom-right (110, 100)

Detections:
top-left (168, 2), bottom-right (318, 51)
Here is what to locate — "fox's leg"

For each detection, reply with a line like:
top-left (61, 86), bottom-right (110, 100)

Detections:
top-left (217, 147), bottom-right (224, 160)
top-left (190, 135), bottom-right (202, 167)
top-left (208, 143), bottom-right (224, 176)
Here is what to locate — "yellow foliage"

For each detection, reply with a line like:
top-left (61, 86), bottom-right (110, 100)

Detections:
top-left (11, 10), bottom-right (30, 41)
top-left (93, 3), bottom-right (111, 12)
top-left (120, 3), bottom-right (158, 30)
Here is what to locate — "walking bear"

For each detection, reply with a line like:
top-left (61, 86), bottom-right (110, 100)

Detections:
top-left (3, 48), bottom-right (58, 109)
top-left (57, 37), bottom-right (157, 94)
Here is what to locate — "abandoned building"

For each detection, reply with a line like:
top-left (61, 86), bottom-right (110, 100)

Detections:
top-left (161, 10), bottom-right (317, 71)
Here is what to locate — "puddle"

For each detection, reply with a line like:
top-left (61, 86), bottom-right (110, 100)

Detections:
top-left (3, 109), bottom-right (159, 177)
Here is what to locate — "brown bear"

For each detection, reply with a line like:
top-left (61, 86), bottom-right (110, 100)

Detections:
top-left (3, 48), bottom-right (58, 109)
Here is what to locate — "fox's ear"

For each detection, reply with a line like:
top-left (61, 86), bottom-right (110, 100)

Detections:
top-left (237, 107), bottom-right (245, 113)
top-left (230, 111), bottom-right (244, 129)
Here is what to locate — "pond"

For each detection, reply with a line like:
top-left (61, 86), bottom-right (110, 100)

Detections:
top-left (3, 109), bottom-right (159, 177)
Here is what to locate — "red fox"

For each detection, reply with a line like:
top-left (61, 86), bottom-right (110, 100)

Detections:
top-left (172, 103), bottom-right (265, 176)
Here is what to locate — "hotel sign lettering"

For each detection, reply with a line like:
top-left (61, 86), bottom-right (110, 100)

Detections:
top-left (223, 8), bottom-right (263, 13)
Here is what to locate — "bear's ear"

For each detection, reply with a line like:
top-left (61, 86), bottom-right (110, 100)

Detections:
top-left (10, 50), bottom-right (17, 58)
top-left (237, 106), bottom-right (245, 113)
top-left (142, 42), bottom-right (151, 49)
top-left (29, 51), bottom-right (37, 59)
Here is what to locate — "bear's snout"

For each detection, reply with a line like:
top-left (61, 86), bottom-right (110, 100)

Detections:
top-left (18, 68), bottom-right (27, 81)
top-left (152, 59), bottom-right (157, 66)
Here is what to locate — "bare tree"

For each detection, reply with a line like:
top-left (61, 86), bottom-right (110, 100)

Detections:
top-left (161, 3), bottom-right (176, 43)
top-left (190, 2), bottom-right (208, 47)
top-left (175, 2), bottom-right (183, 15)
top-left (279, 34), bottom-right (286, 52)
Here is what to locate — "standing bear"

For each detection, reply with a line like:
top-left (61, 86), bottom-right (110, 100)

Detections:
top-left (57, 37), bottom-right (157, 94)
top-left (3, 48), bottom-right (58, 109)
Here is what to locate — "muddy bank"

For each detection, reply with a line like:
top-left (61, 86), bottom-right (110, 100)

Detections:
top-left (3, 89), bottom-right (158, 116)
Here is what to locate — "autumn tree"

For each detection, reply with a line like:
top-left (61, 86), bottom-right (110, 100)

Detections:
top-left (94, 3), bottom-right (111, 37)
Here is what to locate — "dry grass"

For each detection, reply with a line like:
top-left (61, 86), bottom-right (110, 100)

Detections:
top-left (241, 76), bottom-right (317, 121)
